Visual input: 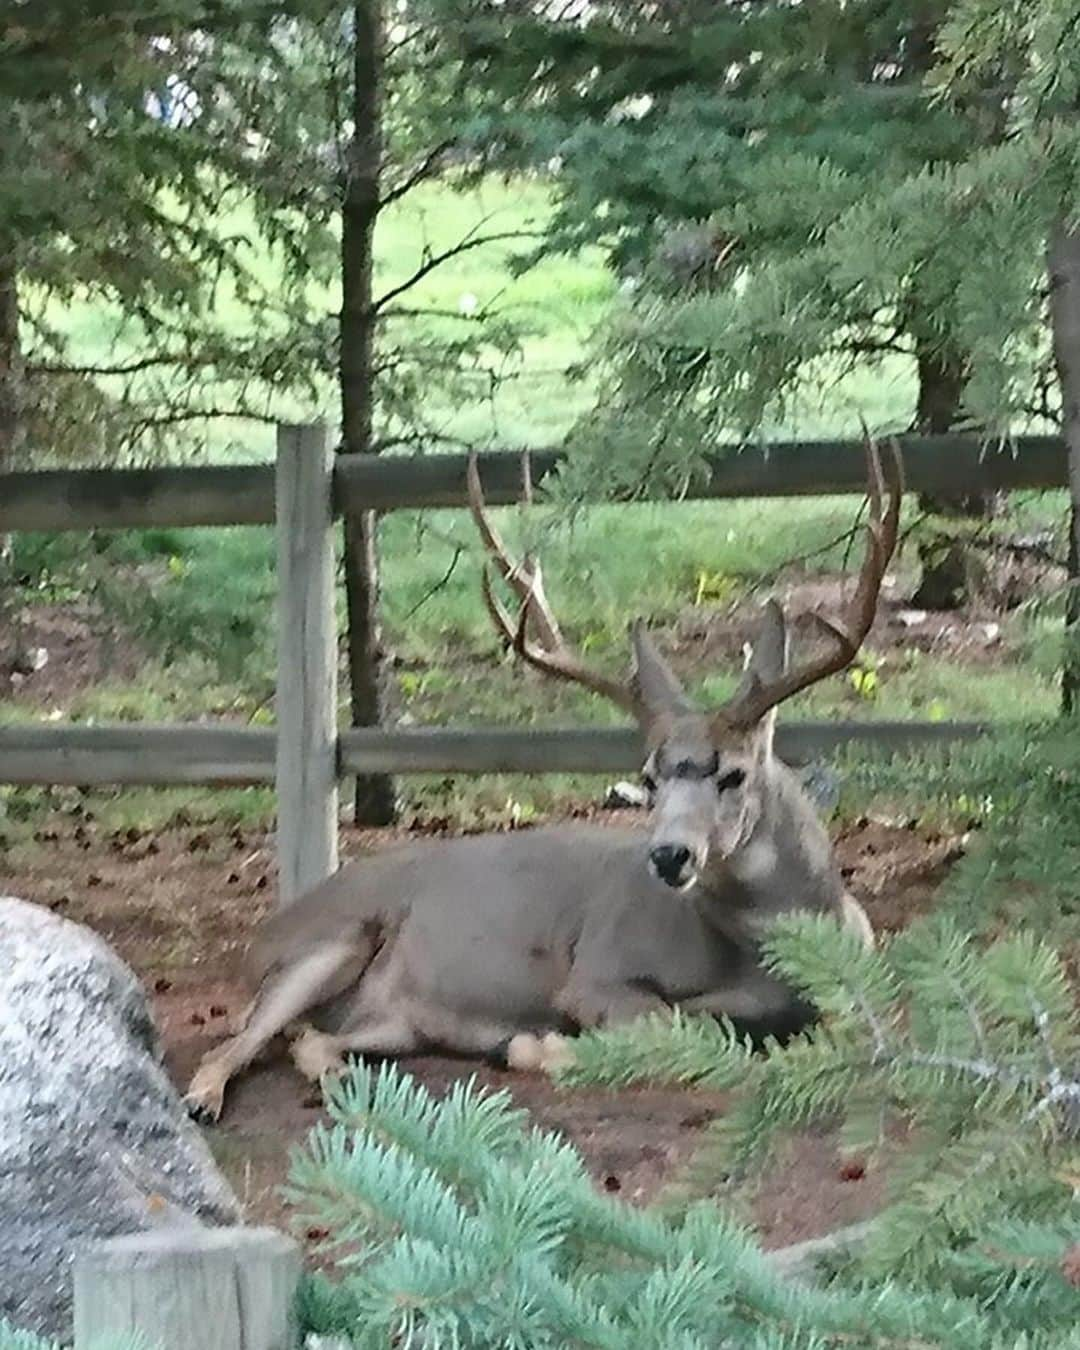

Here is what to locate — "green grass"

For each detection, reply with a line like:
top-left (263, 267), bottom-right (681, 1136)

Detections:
top-left (10, 176), bottom-right (1073, 831)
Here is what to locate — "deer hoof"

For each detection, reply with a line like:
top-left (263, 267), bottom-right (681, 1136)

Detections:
top-left (538, 1031), bottom-right (576, 1074)
top-left (183, 1066), bottom-right (227, 1124)
top-left (505, 1032), bottom-right (544, 1072)
top-left (291, 1028), bottom-right (346, 1083)
top-left (505, 1031), bottom-right (576, 1075)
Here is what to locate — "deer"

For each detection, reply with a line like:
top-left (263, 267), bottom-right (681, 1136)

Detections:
top-left (183, 442), bottom-right (901, 1123)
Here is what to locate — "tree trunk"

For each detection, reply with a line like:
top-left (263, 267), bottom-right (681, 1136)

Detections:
top-left (909, 339), bottom-right (998, 610)
top-left (0, 240), bottom-right (21, 474)
top-left (340, 0), bottom-right (396, 824)
top-left (1047, 225), bottom-right (1080, 715)
top-left (0, 239), bottom-right (24, 678)
top-left (900, 10), bottom-right (1000, 612)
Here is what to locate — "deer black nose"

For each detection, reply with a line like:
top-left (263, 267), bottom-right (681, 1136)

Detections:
top-left (649, 844), bottom-right (693, 886)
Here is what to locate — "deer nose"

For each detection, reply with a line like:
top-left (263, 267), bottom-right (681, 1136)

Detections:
top-left (649, 844), bottom-right (694, 887)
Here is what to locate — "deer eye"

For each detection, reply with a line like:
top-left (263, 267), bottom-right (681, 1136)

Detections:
top-left (716, 768), bottom-right (746, 793)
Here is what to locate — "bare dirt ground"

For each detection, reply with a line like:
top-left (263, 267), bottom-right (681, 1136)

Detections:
top-left (667, 564), bottom-right (1051, 674)
top-left (0, 807), bottom-right (966, 1255)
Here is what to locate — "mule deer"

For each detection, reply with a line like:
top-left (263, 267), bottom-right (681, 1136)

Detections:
top-left (184, 444), bottom-right (900, 1122)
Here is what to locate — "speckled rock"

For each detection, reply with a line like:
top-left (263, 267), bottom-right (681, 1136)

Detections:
top-left (0, 896), bottom-right (240, 1340)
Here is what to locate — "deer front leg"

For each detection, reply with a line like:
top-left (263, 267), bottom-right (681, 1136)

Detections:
top-left (678, 968), bottom-right (818, 1048)
top-left (555, 979), bottom-right (670, 1031)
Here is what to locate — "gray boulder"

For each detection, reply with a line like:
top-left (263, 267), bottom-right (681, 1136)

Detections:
top-left (0, 896), bottom-right (240, 1340)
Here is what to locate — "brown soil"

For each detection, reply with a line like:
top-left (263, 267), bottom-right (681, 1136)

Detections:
top-left (0, 597), bottom-right (146, 704)
top-left (669, 572), bottom-right (1022, 675)
top-left (0, 809), bottom-right (962, 1256)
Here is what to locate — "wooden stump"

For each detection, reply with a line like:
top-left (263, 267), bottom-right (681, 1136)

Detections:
top-left (73, 1226), bottom-right (301, 1350)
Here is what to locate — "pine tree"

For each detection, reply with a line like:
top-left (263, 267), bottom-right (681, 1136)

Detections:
top-left (241, 1), bottom-right (537, 825)
top-left (0, 1), bottom-right (340, 471)
top-left (0, 1), bottom-right (346, 671)
top-left (435, 1), bottom-right (1053, 600)
top-left (930, 0), bottom-right (1080, 707)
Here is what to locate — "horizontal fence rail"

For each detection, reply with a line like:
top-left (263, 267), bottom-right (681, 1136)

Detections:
top-left (0, 720), bottom-right (990, 786)
top-left (0, 435), bottom-right (1066, 533)
top-left (0, 724), bottom-right (275, 785)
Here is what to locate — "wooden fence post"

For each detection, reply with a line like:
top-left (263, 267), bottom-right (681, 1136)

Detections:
top-left (73, 1226), bottom-right (301, 1350)
top-left (276, 422), bottom-right (339, 905)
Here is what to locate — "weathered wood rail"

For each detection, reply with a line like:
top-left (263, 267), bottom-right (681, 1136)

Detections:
top-left (0, 719), bottom-right (991, 786)
top-left (2, 422), bottom-right (1038, 901)
top-left (0, 433), bottom-right (1066, 532)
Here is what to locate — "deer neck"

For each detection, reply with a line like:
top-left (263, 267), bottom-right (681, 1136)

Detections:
top-left (694, 764), bottom-right (838, 938)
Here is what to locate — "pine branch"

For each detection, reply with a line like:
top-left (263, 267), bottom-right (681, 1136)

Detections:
top-left (380, 139), bottom-right (458, 209)
top-left (372, 229), bottom-right (543, 315)
top-left (378, 306), bottom-right (502, 323)
top-left (0, 1323), bottom-right (145, 1350)
top-left (27, 354), bottom-right (199, 378)
top-left (401, 546), bottom-right (465, 621)
top-left (123, 405), bottom-right (279, 441)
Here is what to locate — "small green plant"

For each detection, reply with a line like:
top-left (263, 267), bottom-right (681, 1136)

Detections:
top-left (397, 670), bottom-right (430, 700)
top-left (692, 567), bottom-right (739, 607)
top-left (847, 657), bottom-right (880, 700)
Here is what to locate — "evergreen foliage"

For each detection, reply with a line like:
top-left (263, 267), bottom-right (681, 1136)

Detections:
top-left (0, 1328), bottom-right (55, 1350)
top-left (1, 0), bottom-right (340, 465)
top-left (0, 1324), bottom-right (144, 1350)
top-left (433, 2), bottom-right (1069, 492)
top-left (564, 920), bottom-right (1079, 1293)
top-left (1, 1), bottom-right (527, 468)
top-left (287, 1060), bottom-right (1077, 1349)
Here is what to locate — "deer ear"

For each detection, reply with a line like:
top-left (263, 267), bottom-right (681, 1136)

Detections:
top-left (738, 601), bottom-right (788, 761)
top-left (630, 621), bottom-right (695, 720)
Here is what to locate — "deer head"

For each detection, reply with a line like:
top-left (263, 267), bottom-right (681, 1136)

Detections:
top-left (467, 443), bottom-right (902, 892)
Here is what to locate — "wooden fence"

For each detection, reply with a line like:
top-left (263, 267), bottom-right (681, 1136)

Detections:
top-left (2, 424), bottom-right (1057, 899)
top-left (0, 432), bottom-right (1066, 531)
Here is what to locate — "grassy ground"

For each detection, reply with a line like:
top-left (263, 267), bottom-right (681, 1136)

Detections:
top-left (6, 178), bottom-right (1071, 833)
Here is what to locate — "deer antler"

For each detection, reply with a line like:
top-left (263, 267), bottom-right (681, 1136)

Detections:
top-left (719, 437), bottom-right (904, 729)
top-left (466, 453), bottom-right (640, 715)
